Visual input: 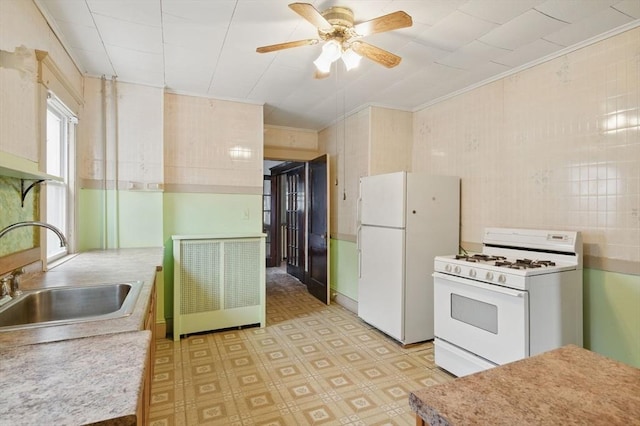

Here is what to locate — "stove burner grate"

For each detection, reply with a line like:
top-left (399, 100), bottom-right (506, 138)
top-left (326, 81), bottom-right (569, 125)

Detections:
top-left (494, 258), bottom-right (556, 269)
top-left (456, 254), bottom-right (506, 262)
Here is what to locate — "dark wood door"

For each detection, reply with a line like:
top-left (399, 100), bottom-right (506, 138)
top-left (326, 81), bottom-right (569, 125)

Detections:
top-left (263, 175), bottom-right (278, 267)
top-left (307, 154), bottom-right (330, 304)
top-left (285, 166), bottom-right (305, 282)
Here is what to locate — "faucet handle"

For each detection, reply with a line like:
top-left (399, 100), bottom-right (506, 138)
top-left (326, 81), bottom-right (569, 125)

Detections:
top-left (1, 275), bottom-right (12, 298)
top-left (10, 269), bottom-right (24, 297)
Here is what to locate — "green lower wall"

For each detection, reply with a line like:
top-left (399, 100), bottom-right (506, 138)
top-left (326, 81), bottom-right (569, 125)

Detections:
top-left (162, 192), bottom-right (262, 320)
top-left (77, 189), bottom-right (105, 250)
top-left (584, 268), bottom-right (640, 367)
top-left (78, 189), bottom-right (262, 324)
top-left (329, 238), bottom-right (358, 300)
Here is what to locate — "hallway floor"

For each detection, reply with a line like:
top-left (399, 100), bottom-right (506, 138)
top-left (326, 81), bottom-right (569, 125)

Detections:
top-left (148, 268), bottom-right (453, 425)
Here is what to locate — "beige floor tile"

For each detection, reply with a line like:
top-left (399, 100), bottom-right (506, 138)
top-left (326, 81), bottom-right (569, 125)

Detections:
top-left (149, 267), bottom-right (454, 424)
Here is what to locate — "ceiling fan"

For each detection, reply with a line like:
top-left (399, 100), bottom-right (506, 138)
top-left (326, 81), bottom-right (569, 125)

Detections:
top-left (256, 3), bottom-right (412, 78)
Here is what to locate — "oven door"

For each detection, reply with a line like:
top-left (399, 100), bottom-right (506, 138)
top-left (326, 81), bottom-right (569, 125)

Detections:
top-left (434, 272), bottom-right (529, 366)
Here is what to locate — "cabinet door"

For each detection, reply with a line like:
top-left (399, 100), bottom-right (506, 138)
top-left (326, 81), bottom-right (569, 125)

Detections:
top-left (142, 281), bottom-right (156, 425)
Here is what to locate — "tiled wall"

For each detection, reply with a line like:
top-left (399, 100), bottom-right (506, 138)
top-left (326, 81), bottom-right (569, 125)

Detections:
top-left (413, 27), bottom-right (639, 268)
top-left (164, 93), bottom-right (263, 191)
top-left (319, 108), bottom-right (370, 239)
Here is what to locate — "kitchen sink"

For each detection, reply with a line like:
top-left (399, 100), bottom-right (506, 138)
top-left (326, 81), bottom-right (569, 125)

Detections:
top-left (0, 281), bottom-right (142, 331)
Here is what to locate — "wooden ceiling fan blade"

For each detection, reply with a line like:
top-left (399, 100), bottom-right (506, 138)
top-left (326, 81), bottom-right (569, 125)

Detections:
top-left (256, 39), bottom-right (318, 53)
top-left (289, 3), bottom-right (333, 31)
top-left (314, 70), bottom-right (330, 79)
top-left (353, 11), bottom-right (412, 37)
top-left (351, 41), bottom-right (402, 68)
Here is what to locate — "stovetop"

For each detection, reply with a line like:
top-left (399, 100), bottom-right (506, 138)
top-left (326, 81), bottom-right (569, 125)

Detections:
top-left (437, 253), bottom-right (575, 275)
top-left (434, 252), bottom-right (579, 290)
top-left (454, 254), bottom-right (557, 270)
top-left (433, 228), bottom-right (583, 290)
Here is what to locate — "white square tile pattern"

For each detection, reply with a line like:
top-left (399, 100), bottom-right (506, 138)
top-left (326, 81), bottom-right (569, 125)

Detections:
top-left (412, 27), bottom-right (640, 263)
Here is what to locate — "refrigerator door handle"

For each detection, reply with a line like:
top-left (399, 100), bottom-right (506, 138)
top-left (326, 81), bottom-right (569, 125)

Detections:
top-left (357, 225), bottom-right (362, 278)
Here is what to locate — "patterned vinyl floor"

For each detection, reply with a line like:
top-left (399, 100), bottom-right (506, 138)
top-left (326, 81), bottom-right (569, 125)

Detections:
top-left (149, 267), bottom-right (453, 425)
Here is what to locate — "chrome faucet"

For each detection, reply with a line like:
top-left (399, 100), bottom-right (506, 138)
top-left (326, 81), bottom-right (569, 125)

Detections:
top-left (0, 221), bottom-right (68, 247)
top-left (0, 222), bottom-right (67, 298)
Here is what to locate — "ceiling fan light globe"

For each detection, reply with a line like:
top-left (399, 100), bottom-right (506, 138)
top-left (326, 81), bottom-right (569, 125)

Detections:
top-left (313, 55), bottom-right (332, 73)
top-left (341, 48), bottom-right (361, 71)
top-left (314, 39), bottom-right (341, 73)
top-left (322, 39), bottom-right (342, 62)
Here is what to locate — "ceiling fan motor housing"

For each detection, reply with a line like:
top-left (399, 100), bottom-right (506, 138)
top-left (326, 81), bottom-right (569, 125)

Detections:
top-left (319, 6), bottom-right (355, 42)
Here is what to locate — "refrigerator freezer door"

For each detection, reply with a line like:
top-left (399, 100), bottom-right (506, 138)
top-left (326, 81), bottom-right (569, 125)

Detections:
top-left (358, 225), bottom-right (405, 341)
top-left (360, 172), bottom-right (406, 228)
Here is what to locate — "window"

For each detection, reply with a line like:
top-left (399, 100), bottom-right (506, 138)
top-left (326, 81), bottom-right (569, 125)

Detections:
top-left (45, 94), bottom-right (76, 261)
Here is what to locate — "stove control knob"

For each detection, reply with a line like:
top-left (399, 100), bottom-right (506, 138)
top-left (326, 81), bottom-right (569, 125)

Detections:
top-left (486, 272), bottom-right (494, 281)
top-left (469, 269), bottom-right (477, 278)
top-left (445, 264), bottom-right (452, 272)
top-left (454, 266), bottom-right (461, 274)
top-left (498, 274), bottom-right (507, 284)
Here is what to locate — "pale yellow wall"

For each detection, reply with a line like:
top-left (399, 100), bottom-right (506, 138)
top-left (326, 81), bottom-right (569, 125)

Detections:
top-left (79, 78), bottom-right (164, 188)
top-left (164, 93), bottom-right (263, 191)
top-left (319, 105), bottom-right (413, 240)
top-left (264, 125), bottom-right (320, 160)
top-left (412, 27), bottom-right (639, 271)
top-left (369, 107), bottom-right (413, 175)
top-left (114, 82), bottom-right (164, 187)
top-left (319, 107), bottom-right (370, 239)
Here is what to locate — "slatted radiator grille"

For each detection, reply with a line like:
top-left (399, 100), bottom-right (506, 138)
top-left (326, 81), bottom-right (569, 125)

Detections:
top-left (173, 235), bottom-right (266, 341)
top-left (179, 240), bottom-right (221, 314)
top-left (224, 241), bottom-right (261, 308)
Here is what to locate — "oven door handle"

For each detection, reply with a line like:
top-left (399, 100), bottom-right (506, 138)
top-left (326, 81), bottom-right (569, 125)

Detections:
top-left (433, 272), bottom-right (526, 298)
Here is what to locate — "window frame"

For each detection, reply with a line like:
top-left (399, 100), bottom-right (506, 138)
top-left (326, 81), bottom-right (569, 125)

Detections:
top-left (44, 92), bottom-right (76, 264)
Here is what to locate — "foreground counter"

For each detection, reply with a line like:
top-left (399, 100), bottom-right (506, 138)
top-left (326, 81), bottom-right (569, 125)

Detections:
top-left (409, 345), bottom-right (640, 425)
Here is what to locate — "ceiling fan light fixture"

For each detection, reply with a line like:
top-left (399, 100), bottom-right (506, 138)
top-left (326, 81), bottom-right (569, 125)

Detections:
top-left (257, 3), bottom-right (413, 77)
top-left (314, 39), bottom-right (342, 72)
top-left (313, 54), bottom-right (332, 73)
top-left (341, 48), bottom-right (361, 71)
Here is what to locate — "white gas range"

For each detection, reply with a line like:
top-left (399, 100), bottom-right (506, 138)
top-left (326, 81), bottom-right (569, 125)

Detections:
top-left (433, 227), bottom-right (583, 377)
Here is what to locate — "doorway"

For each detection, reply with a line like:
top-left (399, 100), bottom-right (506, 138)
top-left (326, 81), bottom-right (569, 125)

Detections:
top-left (265, 156), bottom-right (330, 304)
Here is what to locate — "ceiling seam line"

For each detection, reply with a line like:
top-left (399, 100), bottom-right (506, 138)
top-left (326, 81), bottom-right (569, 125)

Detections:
top-left (532, 9), bottom-right (571, 25)
top-left (610, 5), bottom-right (636, 19)
top-left (207, 0), bottom-right (239, 93)
top-left (160, 0), bottom-right (166, 89)
top-left (86, 0), bottom-right (117, 78)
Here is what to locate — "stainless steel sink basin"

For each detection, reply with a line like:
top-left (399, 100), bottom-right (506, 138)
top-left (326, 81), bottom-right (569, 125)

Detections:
top-left (0, 281), bottom-right (142, 331)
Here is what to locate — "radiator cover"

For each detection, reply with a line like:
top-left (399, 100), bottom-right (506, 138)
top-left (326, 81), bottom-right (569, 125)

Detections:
top-left (173, 234), bottom-right (266, 341)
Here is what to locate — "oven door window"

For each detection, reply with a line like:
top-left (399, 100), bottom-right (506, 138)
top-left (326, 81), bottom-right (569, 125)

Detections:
top-left (451, 294), bottom-right (498, 334)
top-left (434, 272), bottom-right (529, 365)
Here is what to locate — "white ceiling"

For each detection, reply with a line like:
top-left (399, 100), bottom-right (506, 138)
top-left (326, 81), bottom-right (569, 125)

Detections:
top-left (34, 0), bottom-right (640, 131)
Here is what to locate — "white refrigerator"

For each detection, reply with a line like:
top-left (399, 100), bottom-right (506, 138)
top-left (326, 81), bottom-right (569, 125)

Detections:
top-left (357, 172), bottom-right (459, 344)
